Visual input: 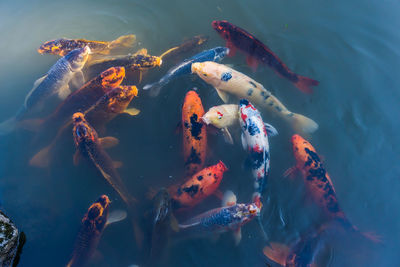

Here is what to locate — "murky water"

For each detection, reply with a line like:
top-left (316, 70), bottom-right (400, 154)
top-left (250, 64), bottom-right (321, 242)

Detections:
top-left (0, 0), bottom-right (399, 266)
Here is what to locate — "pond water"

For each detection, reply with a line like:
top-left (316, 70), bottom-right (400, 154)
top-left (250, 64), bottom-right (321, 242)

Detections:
top-left (0, 0), bottom-right (399, 266)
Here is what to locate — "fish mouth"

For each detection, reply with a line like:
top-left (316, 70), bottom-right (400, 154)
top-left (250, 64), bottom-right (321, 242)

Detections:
top-left (72, 112), bottom-right (85, 123)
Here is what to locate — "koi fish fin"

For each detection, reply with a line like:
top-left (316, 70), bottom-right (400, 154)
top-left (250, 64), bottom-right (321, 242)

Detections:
top-left (240, 133), bottom-right (248, 150)
top-left (246, 56), bottom-right (259, 72)
top-left (215, 88), bottom-right (230, 103)
top-left (264, 123), bottom-right (278, 137)
top-left (294, 75), bottom-right (319, 94)
top-left (124, 108), bottom-right (141, 116)
top-left (18, 118), bottom-right (44, 132)
top-left (29, 145), bottom-right (52, 168)
top-left (71, 70), bottom-right (85, 89)
top-left (106, 209), bottom-right (127, 226)
top-left (233, 228), bottom-right (242, 245)
top-left (221, 127), bottom-right (234, 144)
top-left (286, 113), bottom-right (318, 134)
top-left (144, 82), bottom-right (164, 97)
top-left (99, 136), bottom-right (119, 149)
top-left (263, 242), bottom-right (291, 266)
top-left (213, 189), bottom-right (224, 200)
top-left (113, 161), bottom-right (123, 169)
top-left (73, 150), bottom-right (83, 166)
top-left (133, 218), bottom-right (144, 249)
top-left (222, 190), bottom-right (237, 207)
top-left (33, 75), bottom-right (47, 89)
top-left (133, 48), bottom-right (148, 56)
top-left (57, 84), bottom-right (71, 100)
top-left (109, 34), bottom-right (136, 49)
top-left (146, 187), bottom-right (157, 200)
top-left (225, 41), bottom-right (236, 57)
top-left (0, 116), bottom-right (17, 136)
top-left (170, 214), bottom-right (180, 232)
top-left (283, 166), bottom-right (298, 179)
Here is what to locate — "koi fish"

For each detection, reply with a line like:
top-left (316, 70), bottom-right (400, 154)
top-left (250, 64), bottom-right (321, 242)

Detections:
top-left (147, 188), bottom-right (179, 264)
top-left (170, 161), bottom-right (228, 210)
top-left (143, 47), bottom-right (229, 96)
top-left (202, 104), bottom-right (239, 144)
top-left (30, 85), bottom-right (139, 168)
top-left (86, 49), bottom-right (162, 83)
top-left (38, 34), bottom-right (135, 56)
top-left (239, 99), bottom-right (277, 196)
top-left (191, 61), bottom-right (318, 134)
top-left (159, 35), bottom-right (209, 63)
top-left (67, 195), bottom-right (127, 267)
top-left (72, 113), bottom-right (135, 206)
top-left (212, 20), bottom-right (319, 94)
top-left (285, 134), bottom-right (380, 242)
top-left (182, 90), bottom-right (207, 177)
top-left (178, 191), bottom-right (261, 245)
top-left (0, 47), bottom-right (90, 135)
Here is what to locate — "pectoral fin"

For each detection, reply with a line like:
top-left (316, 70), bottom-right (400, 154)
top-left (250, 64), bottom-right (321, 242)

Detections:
top-left (124, 108), bottom-right (140, 116)
top-left (99, 136), bottom-right (119, 149)
top-left (233, 228), bottom-right (242, 245)
top-left (264, 123), bottom-right (278, 137)
top-left (73, 150), bottom-right (82, 166)
top-left (106, 210), bottom-right (127, 226)
top-left (241, 133), bottom-right (247, 150)
top-left (113, 161), bottom-right (123, 168)
top-left (170, 214), bottom-right (180, 232)
top-left (58, 84), bottom-right (71, 100)
top-left (283, 166), bottom-right (298, 179)
top-left (221, 127), bottom-right (233, 144)
top-left (71, 70), bottom-right (85, 89)
top-left (215, 88), bottom-right (230, 103)
top-left (134, 48), bottom-right (148, 56)
top-left (222, 190), bottom-right (237, 207)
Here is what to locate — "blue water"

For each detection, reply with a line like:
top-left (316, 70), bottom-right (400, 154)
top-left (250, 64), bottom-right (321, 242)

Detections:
top-left (0, 0), bottom-right (399, 266)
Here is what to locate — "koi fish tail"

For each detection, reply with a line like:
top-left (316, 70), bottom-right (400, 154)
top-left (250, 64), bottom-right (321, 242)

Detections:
top-left (29, 145), bottom-right (52, 168)
top-left (109, 34), bottom-right (136, 50)
top-left (0, 116), bottom-right (17, 136)
top-left (294, 75), bottom-right (319, 94)
top-left (143, 79), bottom-right (167, 97)
top-left (337, 217), bottom-right (383, 244)
top-left (126, 203), bottom-right (144, 249)
top-left (286, 113), bottom-right (318, 134)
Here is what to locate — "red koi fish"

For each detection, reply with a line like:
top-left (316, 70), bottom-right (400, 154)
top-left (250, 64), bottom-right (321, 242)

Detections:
top-left (182, 90), bottom-right (207, 177)
top-left (285, 134), bottom-right (380, 242)
top-left (169, 161), bottom-right (228, 210)
top-left (212, 20), bottom-right (319, 94)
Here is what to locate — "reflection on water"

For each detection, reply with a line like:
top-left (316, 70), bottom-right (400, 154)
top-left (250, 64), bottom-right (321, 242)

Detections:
top-left (0, 0), bottom-right (399, 266)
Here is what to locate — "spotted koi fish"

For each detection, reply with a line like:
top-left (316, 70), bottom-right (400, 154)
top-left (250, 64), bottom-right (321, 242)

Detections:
top-left (86, 49), bottom-right (162, 84)
top-left (286, 134), bottom-right (380, 242)
top-left (67, 195), bottom-right (126, 267)
top-left (202, 104), bottom-right (239, 144)
top-left (212, 20), bottom-right (319, 94)
top-left (0, 47), bottom-right (90, 135)
top-left (143, 47), bottom-right (229, 96)
top-left (191, 61), bottom-right (318, 134)
top-left (182, 90), bottom-right (207, 177)
top-left (30, 85), bottom-right (139, 168)
top-left (170, 161), bottom-right (228, 210)
top-left (178, 191), bottom-right (261, 245)
top-left (239, 99), bottom-right (277, 196)
top-left (72, 113), bottom-right (135, 206)
top-left (38, 34), bottom-right (136, 57)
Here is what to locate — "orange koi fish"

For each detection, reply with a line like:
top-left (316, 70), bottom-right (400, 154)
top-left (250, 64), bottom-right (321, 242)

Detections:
top-left (285, 134), bottom-right (380, 242)
top-left (169, 161), bottom-right (228, 210)
top-left (39, 34), bottom-right (136, 57)
top-left (182, 90), bottom-right (207, 177)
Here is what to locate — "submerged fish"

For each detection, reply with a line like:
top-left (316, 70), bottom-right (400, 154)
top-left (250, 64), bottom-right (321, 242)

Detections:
top-left (182, 90), bottom-right (207, 177)
top-left (143, 47), bottom-right (229, 96)
top-left (191, 61), bottom-right (318, 134)
top-left (212, 20), bottom-right (319, 94)
top-left (170, 161), bottom-right (228, 210)
top-left (285, 134), bottom-right (380, 242)
top-left (239, 99), bottom-right (277, 196)
top-left (72, 112), bottom-right (135, 206)
top-left (86, 48), bottom-right (162, 83)
top-left (178, 191), bottom-right (261, 245)
top-left (30, 85), bottom-right (139, 168)
top-left (0, 47), bottom-right (90, 135)
top-left (67, 195), bottom-right (126, 267)
top-left (159, 35), bottom-right (209, 63)
top-left (202, 104), bottom-right (239, 144)
top-left (38, 34), bottom-right (136, 56)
